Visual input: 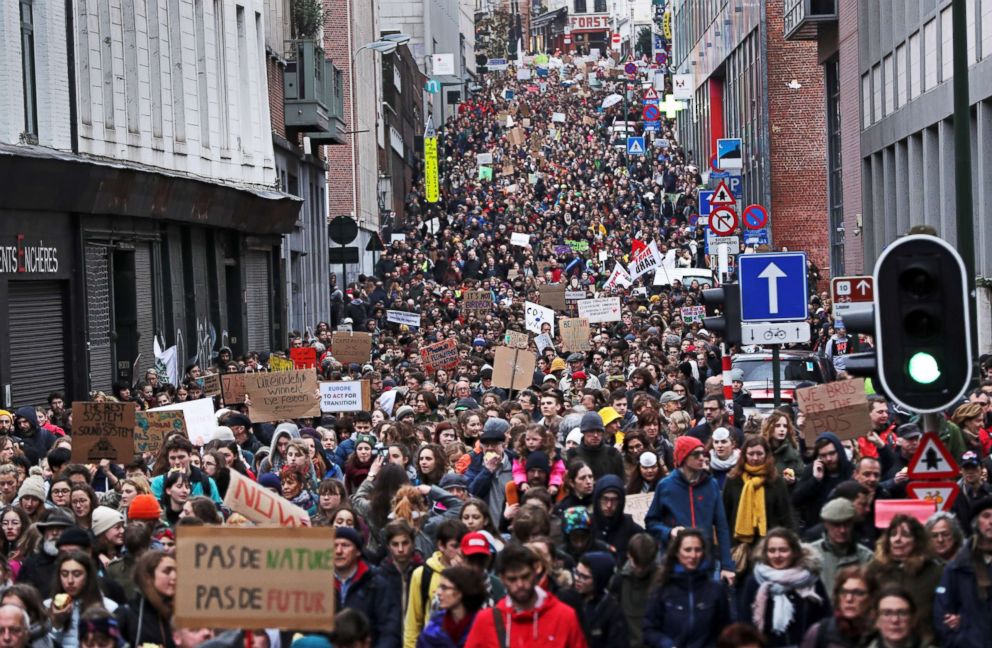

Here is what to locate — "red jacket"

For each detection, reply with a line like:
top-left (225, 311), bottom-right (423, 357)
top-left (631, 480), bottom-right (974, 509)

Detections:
top-left (465, 590), bottom-right (587, 648)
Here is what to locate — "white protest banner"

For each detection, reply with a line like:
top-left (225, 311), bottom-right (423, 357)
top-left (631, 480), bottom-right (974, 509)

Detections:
top-left (629, 241), bottom-right (663, 280)
top-left (516, 68), bottom-right (532, 80)
top-left (477, 152), bottom-right (494, 166)
top-left (524, 301), bottom-right (555, 335)
top-left (552, 112), bottom-right (566, 123)
top-left (151, 398), bottom-right (218, 446)
top-left (565, 290), bottom-right (587, 302)
top-left (510, 232), bottom-right (531, 247)
top-left (319, 381), bottom-right (371, 413)
top-left (680, 306), bottom-right (706, 324)
top-left (386, 310), bottom-right (422, 328)
top-left (535, 333), bottom-right (554, 354)
top-left (603, 264), bottom-right (633, 290)
top-left (577, 297), bottom-right (622, 323)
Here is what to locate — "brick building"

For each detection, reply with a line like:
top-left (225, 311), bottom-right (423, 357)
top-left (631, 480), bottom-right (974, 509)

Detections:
top-left (672, 0), bottom-right (831, 283)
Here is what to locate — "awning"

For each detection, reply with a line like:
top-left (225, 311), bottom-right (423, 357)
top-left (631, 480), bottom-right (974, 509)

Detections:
top-left (531, 7), bottom-right (567, 29)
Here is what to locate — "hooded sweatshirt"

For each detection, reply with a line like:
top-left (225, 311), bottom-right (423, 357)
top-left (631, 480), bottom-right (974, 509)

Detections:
top-left (12, 407), bottom-right (54, 464)
top-left (578, 552), bottom-right (629, 648)
top-left (590, 475), bottom-right (644, 557)
top-left (258, 423), bottom-right (300, 474)
top-left (464, 587), bottom-right (588, 648)
top-left (792, 432), bottom-right (854, 530)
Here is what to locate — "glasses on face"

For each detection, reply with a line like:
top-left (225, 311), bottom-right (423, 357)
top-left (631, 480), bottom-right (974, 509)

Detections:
top-left (879, 608), bottom-right (912, 620)
top-left (573, 570), bottom-right (592, 581)
top-left (839, 587), bottom-right (868, 598)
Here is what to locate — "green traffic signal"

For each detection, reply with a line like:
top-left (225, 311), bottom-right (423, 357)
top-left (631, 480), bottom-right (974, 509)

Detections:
top-left (907, 351), bottom-right (941, 385)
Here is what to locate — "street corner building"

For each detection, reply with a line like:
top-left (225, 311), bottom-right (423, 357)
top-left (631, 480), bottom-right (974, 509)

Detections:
top-left (0, 0), bottom-right (303, 406)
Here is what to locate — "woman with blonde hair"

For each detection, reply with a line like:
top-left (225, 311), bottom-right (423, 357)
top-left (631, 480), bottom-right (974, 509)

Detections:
top-left (950, 402), bottom-right (985, 457)
top-left (761, 410), bottom-right (803, 486)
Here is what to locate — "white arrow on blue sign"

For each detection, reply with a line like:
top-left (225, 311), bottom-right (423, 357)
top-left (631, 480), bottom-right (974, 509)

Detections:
top-left (698, 190), bottom-right (714, 216)
top-left (738, 252), bottom-right (809, 322)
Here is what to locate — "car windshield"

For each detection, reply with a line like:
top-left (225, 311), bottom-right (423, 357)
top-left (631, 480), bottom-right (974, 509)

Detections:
top-left (735, 358), bottom-right (823, 383)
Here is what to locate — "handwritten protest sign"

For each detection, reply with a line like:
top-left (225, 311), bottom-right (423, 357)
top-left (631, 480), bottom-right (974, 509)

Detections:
top-left (134, 411), bottom-right (186, 455)
top-left (510, 232), bottom-right (530, 247)
top-left (492, 346), bottom-right (537, 391)
top-left (386, 310), bottom-right (422, 328)
top-left (680, 306), bottom-right (706, 324)
top-left (795, 378), bottom-right (869, 443)
top-left (504, 330), bottom-right (529, 349)
top-left (268, 355), bottom-right (294, 372)
top-left (577, 297), bottom-right (622, 323)
top-left (290, 347), bottom-right (317, 369)
top-left (221, 373), bottom-right (247, 405)
top-left (420, 339), bottom-right (460, 373)
top-left (319, 381), bottom-right (371, 413)
top-left (538, 284), bottom-right (567, 311)
top-left (477, 152), bottom-right (493, 165)
top-left (535, 333), bottom-right (554, 354)
top-left (508, 127), bottom-right (525, 146)
top-left (71, 402), bottom-right (135, 464)
top-left (463, 290), bottom-right (491, 313)
top-left (625, 493), bottom-right (653, 528)
top-left (565, 290), bottom-right (588, 302)
top-left (525, 301), bottom-right (555, 335)
top-left (501, 164), bottom-right (516, 177)
top-left (201, 373), bottom-right (222, 397)
top-left (152, 399), bottom-right (217, 444)
top-left (244, 370), bottom-right (321, 422)
top-left (224, 470), bottom-right (312, 527)
top-left (174, 526), bottom-right (334, 631)
top-left (330, 332), bottom-right (372, 365)
top-left (560, 317), bottom-right (591, 352)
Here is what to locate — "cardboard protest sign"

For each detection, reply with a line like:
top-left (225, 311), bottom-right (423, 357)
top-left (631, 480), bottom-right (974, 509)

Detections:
top-left (134, 410), bottom-right (187, 455)
top-left (330, 332), bottom-right (372, 365)
top-left (625, 493), bottom-right (653, 528)
top-left (71, 402), bottom-right (136, 464)
top-left (420, 339), bottom-right (460, 373)
top-left (501, 164), bottom-right (516, 177)
top-left (152, 399), bottom-right (217, 445)
top-left (221, 373), bottom-right (247, 405)
top-left (503, 330), bottom-right (530, 349)
top-left (795, 379), bottom-right (870, 443)
top-left (522, 118), bottom-right (531, 127)
top-left (386, 310), bottom-right (422, 328)
top-left (577, 297), bottom-right (622, 323)
top-left (525, 301), bottom-right (555, 335)
top-left (680, 306), bottom-right (706, 324)
top-left (560, 317), bottom-right (591, 352)
top-left (319, 380), bottom-right (371, 413)
top-left (492, 346), bottom-right (537, 391)
top-left (463, 289), bottom-right (491, 313)
top-left (289, 347), bottom-right (317, 369)
top-left (268, 355), bottom-right (294, 372)
top-left (201, 373), bottom-right (222, 397)
top-left (538, 284), bottom-right (567, 311)
top-left (244, 369), bottom-right (322, 422)
top-left (510, 232), bottom-right (530, 247)
top-left (174, 526), bottom-right (334, 631)
top-left (224, 470), bottom-right (312, 527)
top-left (582, 116), bottom-right (596, 126)
top-left (508, 127), bottom-right (525, 146)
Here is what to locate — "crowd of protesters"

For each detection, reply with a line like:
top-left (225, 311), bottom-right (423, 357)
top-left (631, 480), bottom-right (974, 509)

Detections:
top-left (2, 52), bottom-right (992, 648)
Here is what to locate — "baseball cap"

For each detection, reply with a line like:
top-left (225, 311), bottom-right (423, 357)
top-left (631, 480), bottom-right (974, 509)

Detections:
top-left (460, 532), bottom-right (491, 556)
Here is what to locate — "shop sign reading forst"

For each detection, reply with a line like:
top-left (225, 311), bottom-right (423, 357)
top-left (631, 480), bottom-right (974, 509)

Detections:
top-left (568, 14), bottom-right (609, 32)
top-left (0, 235), bottom-right (60, 274)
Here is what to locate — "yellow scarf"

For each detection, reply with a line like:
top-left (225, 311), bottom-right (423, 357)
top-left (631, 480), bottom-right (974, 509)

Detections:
top-left (734, 464), bottom-right (768, 543)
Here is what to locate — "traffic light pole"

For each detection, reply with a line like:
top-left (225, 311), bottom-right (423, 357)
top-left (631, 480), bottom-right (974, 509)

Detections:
top-left (772, 345), bottom-right (782, 408)
top-left (953, 0), bottom-right (979, 367)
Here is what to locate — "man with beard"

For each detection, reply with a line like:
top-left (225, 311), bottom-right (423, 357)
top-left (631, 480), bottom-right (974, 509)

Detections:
top-left (15, 509), bottom-right (74, 597)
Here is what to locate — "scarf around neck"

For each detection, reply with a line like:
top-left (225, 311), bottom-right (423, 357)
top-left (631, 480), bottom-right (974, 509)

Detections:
top-left (710, 449), bottom-right (740, 472)
top-left (752, 561), bottom-right (822, 634)
top-left (734, 463), bottom-right (768, 543)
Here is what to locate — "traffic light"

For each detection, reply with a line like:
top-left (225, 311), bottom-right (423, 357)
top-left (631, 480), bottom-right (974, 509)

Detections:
top-left (874, 234), bottom-right (973, 413)
top-left (702, 283), bottom-right (742, 345)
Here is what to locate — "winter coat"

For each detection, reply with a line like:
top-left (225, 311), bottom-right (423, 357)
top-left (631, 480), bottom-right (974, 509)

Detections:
top-left (464, 589), bottom-right (588, 648)
top-left (642, 565), bottom-right (732, 648)
top-left (577, 552), bottom-right (628, 648)
top-left (609, 564), bottom-right (661, 648)
top-left (404, 551), bottom-right (449, 648)
top-left (644, 469), bottom-right (735, 569)
top-left (12, 407), bottom-right (55, 464)
top-left (465, 450), bottom-right (515, 519)
top-left (150, 465), bottom-right (221, 505)
top-left (808, 536), bottom-right (874, 600)
top-left (867, 557), bottom-right (943, 642)
top-left (741, 564), bottom-right (832, 647)
top-left (116, 594), bottom-right (176, 648)
top-left (934, 539), bottom-right (992, 647)
top-left (567, 441), bottom-right (625, 480)
top-left (792, 432), bottom-right (854, 531)
top-left (337, 561), bottom-right (401, 648)
top-left (771, 441), bottom-right (804, 479)
top-left (800, 616), bottom-right (871, 648)
top-left (376, 554), bottom-right (423, 624)
top-left (590, 475), bottom-right (644, 557)
top-left (416, 610), bottom-right (478, 648)
top-left (723, 472), bottom-right (796, 539)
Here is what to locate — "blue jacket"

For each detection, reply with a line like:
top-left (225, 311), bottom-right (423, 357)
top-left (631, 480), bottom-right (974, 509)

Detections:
top-left (337, 561), bottom-right (401, 648)
top-left (415, 610), bottom-right (476, 648)
top-left (642, 565), bottom-right (731, 648)
top-left (644, 470), bottom-right (735, 569)
top-left (934, 540), bottom-right (992, 647)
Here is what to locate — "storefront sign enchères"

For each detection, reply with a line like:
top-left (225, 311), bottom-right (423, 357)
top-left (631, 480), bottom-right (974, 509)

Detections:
top-left (0, 235), bottom-right (61, 274)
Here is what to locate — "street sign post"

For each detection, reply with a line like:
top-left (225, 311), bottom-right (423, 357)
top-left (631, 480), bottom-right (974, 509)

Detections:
top-left (905, 481), bottom-right (960, 512)
top-left (698, 190), bottom-right (715, 217)
top-left (831, 275), bottom-right (874, 318)
top-left (710, 180), bottom-right (736, 205)
top-left (742, 204), bottom-right (769, 230)
top-left (626, 136), bottom-right (645, 155)
top-left (708, 207), bottom-right (738, 236)
top-left (739, 252), bottom-right (809, 323)
top-left (906, 432), bottom-right (959, 480)
top-left (716, 138), bottom-right (743, 170)
top-left (741, 322), bottom-right (811, 345)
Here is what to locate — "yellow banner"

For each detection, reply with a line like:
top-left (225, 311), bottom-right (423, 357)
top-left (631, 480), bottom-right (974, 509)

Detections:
top-left (268, 355), bottom-right (294, 372)
top-left (663, 11), bottom-right (672, 40)
top-left (424, 136), bottom-right (439, 203)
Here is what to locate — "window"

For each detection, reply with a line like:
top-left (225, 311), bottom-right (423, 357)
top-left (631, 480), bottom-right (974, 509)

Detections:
top-left (826, 57), bottom-right (844, 275)
top-left (967, 0), bottom-right (977, 63)
top-left (908, 31), bottom-right (920, 99)
top-left (862, 73), bottom-right (871, 127)
top-left (883, 55), bottom-right (894, 115)
top-left (896, 44), bottom-right (907, 107)
top-left (924, 19), bottom-right (937, 90)
top-left (594, 0), bottom-right (606, 11)
top-left (983, 0), bottom-right (992, 59)
top-left (872, 64), bottom-right (882, 123)
top-left (194, 0), bottom-right (209, 147)
top-left (574, 0), bottom-right (586, 13)
top-left (19, 0), bottom-right (37, 137)
top-left (941, 8), bottom-right (954, 81)
top-left (213, 0), bottom-right (229, 150)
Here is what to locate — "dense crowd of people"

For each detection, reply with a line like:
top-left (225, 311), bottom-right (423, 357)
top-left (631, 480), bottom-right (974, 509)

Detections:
top-left (2, 52), bottom-right (992, 648)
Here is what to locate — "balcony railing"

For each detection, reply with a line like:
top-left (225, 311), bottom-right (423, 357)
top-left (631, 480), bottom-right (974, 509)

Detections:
top-left (284, 40), bottom-right (346, 144)
top-left (784, 0), bottom-right (838, 41)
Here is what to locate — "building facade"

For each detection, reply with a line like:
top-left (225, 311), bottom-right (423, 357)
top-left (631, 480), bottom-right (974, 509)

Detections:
top-left (0, 0), bottom-right (298, 405)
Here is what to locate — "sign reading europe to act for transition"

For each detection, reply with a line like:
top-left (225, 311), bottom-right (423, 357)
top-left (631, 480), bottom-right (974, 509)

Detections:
top-left (174, 526), bottom-right (335, 631)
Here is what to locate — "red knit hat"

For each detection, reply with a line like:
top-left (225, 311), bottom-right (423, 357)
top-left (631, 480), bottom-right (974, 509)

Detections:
top-left (127, 494), bottom-right (162, 520)
top-left (673, 436), bottom-right (704, 468)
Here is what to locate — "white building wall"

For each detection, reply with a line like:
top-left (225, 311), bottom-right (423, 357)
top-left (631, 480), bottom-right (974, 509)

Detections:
top-left (352, 0), bottom-right (379, 231)
top-left (460, 0), bottom-right (476, 77)
top-left (71, 0), bottom-right (275, 186)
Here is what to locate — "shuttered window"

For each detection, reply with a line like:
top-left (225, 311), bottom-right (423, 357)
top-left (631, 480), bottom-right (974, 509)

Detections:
top-left (245, 250), bottom-right (271, 353)
top-left (9, 281), bottom-right (66, 407)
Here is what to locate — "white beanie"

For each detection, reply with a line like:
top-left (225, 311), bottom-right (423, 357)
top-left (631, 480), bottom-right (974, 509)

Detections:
top-left (91, 506), bottom-right (125, 537)
top-left (17, 476), bottom-right (46, 502)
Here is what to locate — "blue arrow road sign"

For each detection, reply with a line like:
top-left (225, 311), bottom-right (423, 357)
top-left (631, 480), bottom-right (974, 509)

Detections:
top-left (626, 136), bottom-right (645, 155)
top-left (698, 190), bottom-right (714, 216)
top-left (739, 252), bottom-right (809, 322)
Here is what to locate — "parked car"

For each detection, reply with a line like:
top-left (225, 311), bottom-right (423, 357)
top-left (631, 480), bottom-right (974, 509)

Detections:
top-left (731, 351), bottom-right (835, 408)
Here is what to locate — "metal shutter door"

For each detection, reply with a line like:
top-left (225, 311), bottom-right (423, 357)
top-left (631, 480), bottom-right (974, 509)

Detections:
top-left (134, 243), bottom-right (155, 377)
top-left (85, 245), bottom-right (113, 393)
top-left (9, 281), bottom-right (66, 407)
top-left (245, 250), bottom-right (271, 352)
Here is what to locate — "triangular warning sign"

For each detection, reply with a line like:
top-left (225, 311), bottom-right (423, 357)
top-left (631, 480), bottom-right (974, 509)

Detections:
top-left (906, 481), bottom-right (960, 511)
top-left (906, 432), bottom-right (959, 479)
top-left (627, 139), bottom-right (644, 154)
top-left (710, 180), bottom-right (736, 205)
top-left (643, 87), bottom-right (659, 101)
